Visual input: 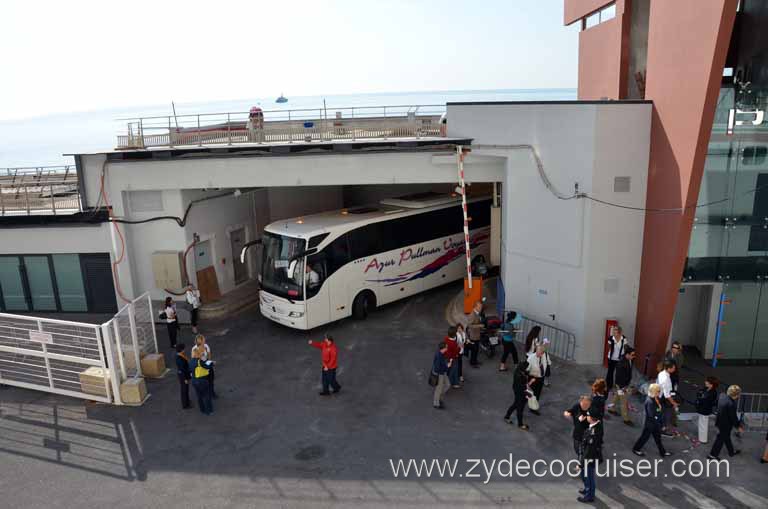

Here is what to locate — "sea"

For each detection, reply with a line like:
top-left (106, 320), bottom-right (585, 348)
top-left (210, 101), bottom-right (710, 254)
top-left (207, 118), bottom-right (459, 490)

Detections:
top-left (0, 88), bottom-right (575, 169)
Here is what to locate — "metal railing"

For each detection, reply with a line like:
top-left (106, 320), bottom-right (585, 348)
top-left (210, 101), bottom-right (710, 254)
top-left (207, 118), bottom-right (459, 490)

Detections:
top-left (737, 392), bottom-right (768, 432)
top-left (0, 165), bottom-right (81, 216)
top-left (0, 292), bottom-right (157, 405)
top-left (513, 316), bottom-right (577, 361)
top-left (116, 104), bottom-right (446, 149)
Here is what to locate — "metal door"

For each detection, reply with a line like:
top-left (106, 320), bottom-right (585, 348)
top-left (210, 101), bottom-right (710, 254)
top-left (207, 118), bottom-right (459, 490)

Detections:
top-left (230, 228), bottom-right (248, 284)
top-left (80, 253), bottom-right (118, 313)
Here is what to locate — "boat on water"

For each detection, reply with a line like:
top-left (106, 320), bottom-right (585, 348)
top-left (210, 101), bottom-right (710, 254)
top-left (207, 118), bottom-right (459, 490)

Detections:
top-left (276, 93), bottom-right (288, 104)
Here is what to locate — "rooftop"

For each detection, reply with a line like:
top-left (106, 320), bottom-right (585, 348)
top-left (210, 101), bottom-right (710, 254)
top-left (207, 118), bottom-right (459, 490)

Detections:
top-left (111, 104), bottom-right (447, 152)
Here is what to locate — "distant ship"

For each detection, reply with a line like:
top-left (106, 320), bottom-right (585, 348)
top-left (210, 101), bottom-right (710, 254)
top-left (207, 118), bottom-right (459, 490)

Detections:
top-left (276, 93), bottom-right (288, 104)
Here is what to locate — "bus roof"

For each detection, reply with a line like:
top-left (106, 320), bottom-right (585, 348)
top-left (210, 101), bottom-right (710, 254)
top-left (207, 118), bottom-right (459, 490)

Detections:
top-left (264, 193), bottom-right (488, 239)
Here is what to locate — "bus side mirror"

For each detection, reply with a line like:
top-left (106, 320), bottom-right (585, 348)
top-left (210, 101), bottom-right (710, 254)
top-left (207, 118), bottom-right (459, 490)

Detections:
top-left (240, 239), bottom-right (262, 264)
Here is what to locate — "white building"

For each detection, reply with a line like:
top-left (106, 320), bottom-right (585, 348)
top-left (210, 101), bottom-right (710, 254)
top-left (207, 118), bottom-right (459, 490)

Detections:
top-left (0, 101), bottom-right (651, 363)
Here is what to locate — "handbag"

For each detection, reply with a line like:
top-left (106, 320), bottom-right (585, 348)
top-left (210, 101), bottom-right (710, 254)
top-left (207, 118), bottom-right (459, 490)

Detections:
top-left (159, 311), bottom-right (167, 320)
top-left (194, 361), bottom-right (210, 379)
top-left (527, 394), bottom-right (540, 411)
top-left (428, 371), bottom-right (439, 387)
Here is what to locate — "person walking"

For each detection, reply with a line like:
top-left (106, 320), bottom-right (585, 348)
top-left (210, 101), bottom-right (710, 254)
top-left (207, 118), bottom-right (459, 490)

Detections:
top-left (564, 395), bottom-right (591, 456)
top-left (591, 378), bottom-right (608, 419)
top-left (632, 383), bottom-right (672, 457)
top-left (605, 326), bottom-right (630, 393)
top-left (309, 335), bottom-right (342, 396)
top-left (503, 360), bottom-right (531, 430)
top-left (432, 342), bottom-right (451, 409)
top-left (577, 408), bottom-right (604, 504)
top-left (526, 346), bottom-right (551, 415)
top-left (524, 326), bottom-right (542, 355)
top-left (657, 360), bottom-right (680, 436)
top-left (695, 376), bottom-right (719, 443)
top-left (190, 347), bottom-right (214, 415)
top-left (185, 285), bottom-right (202, 334)
top-left (664, 341), bottom-right (685, 391)
top-left (444, 327), bottom-right (461, 388)
top-left (708, 385), bottom-right (744, 460)
top-left (465, 301), bottom-right (484, 367)
top-left (175, 343), bottom-right (191, 409)
top-left (608, 347), bottom-right (635, 426)
top-left (192, 335), bottom-right (217, 399)
top-left (162, 297), bottom-right (179, 349)
top-left (456, 323), bottom-right (467, 383)
top-left (498, 311), bottom-right (521, 372)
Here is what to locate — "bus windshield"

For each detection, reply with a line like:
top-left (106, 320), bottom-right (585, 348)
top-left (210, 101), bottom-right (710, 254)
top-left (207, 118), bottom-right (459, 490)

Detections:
top-left (261, 232), bottom-right (306, 300)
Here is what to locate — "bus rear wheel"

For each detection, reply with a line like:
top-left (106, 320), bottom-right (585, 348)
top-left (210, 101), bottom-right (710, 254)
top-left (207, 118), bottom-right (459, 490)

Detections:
top-left (352, 291), bottom-right (376, 320)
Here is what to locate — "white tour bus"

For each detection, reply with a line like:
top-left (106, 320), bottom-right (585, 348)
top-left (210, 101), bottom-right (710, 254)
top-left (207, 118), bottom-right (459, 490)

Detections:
top-left (245, 192), bottom-right (492, 329)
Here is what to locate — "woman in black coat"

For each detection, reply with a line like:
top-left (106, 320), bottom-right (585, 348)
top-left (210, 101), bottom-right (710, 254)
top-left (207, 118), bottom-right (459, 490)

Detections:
top-left (503, 360), bottom-right (531, 430)
top-left (632, 383), bottom-right (672, 457)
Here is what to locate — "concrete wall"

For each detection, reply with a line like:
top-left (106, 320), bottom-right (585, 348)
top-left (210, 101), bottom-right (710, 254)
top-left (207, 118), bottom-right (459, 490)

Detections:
top-left (0, 223), bottom-right (111, 255)
top-left (448, 101), bottom-right (651, 363)
top-left (266, 187), bottom-right (343, 223)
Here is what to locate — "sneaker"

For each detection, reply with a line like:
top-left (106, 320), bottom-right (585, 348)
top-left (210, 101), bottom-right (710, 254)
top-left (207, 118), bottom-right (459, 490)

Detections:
top-left (332, 387), bottom-right (342, 394)
top-left (519, 424), bottom-right (530, 431)
top-left (577, 496), bottom-right (594, 504)
top-left (504, 417), bottom-right (512, 424)
top-left (544, 379), bottom-right (551, 387)
top-left (433, 405), bottom-right (445, 410)
top-left (578, 489), bottom-right (587, 495)
top-left (707, 455), bottom-right (720, 461)
top-left (451, 385), bottom-right (462, 389)
top-left (729, 450), bottom-right (742, 457)
top-left (632, 450), bottom-right (645, 457)
top-left (662, 451), bottom-right (672, 457)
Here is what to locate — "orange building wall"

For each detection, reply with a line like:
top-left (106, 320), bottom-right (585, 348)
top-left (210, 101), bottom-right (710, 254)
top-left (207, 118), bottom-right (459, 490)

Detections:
top-left (633, 0), bottom-right (737, 369)
top-left (577, 18), bottom-right (624, 100)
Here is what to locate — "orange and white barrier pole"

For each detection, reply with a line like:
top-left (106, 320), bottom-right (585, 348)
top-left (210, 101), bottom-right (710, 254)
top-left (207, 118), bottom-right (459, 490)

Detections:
top-left (457, 145), bottom-right (472, 289)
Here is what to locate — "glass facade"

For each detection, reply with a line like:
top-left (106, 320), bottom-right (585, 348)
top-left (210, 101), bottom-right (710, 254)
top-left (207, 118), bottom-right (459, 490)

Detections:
top-left (684, 80), bottom-right (768, 361)
top-left (0, 253), bottom-right (112, 313)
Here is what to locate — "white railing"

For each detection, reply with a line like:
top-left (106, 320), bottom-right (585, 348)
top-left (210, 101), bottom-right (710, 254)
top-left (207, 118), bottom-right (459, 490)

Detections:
top-left (116, 104), bottom-right (446, 149)
top-left (0, 165), bottom-right (81, 216)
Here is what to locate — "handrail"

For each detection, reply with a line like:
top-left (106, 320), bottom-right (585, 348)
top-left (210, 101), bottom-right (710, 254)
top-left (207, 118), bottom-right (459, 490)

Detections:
top-left (116, 103), bottom-right (447, 150)
top-left (510, 315), bottom-right (577, 361)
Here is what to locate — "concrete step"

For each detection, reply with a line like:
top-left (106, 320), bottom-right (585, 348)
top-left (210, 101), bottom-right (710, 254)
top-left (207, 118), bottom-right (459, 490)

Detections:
top-left (198, 280), bottom-right (260, 321)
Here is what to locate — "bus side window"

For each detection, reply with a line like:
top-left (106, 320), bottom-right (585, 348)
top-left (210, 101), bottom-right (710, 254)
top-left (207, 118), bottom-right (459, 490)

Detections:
top-left (305, 254), bottom-right (326, 298)
top-left (326, 234), bottom-right (351, 277)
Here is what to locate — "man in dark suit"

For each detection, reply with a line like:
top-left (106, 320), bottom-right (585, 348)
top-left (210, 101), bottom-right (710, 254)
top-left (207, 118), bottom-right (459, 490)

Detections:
top-left (578, 406), bottom-right (604, 504)
top-left (708, 385), bottom-right (744, 460)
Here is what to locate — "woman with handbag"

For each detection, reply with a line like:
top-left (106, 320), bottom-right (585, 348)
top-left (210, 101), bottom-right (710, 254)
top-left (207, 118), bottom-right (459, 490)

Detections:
top-left (190, 347), bottom-right (214, 415)
top-left (503, 360), bottom-right (530, 430)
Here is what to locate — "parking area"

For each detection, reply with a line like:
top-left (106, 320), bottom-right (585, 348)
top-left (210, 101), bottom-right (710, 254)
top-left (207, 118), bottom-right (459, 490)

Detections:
top-left (1, 282), bottom-right (767, 508)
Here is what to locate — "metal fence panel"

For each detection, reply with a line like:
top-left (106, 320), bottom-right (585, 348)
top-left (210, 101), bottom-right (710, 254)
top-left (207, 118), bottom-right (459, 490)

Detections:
top-left (513, 316), bottom-right (577, 361)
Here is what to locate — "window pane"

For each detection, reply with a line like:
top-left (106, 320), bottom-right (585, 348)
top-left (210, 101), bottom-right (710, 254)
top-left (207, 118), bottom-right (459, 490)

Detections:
top-left (24, 256), bottom-right (57, 311)
top-left (718, 282), bottom-right (760, 359)
top-left (52, 254), bottom-right (87, 312)
top-left (350, 224), bottom-right (383, 260)
top-left (0, 257), bottom-right (28, 311)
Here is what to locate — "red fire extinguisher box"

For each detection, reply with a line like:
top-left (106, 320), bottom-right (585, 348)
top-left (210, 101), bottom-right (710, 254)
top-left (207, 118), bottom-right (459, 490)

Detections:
top-left (602, 319), bottom-right (619, 368)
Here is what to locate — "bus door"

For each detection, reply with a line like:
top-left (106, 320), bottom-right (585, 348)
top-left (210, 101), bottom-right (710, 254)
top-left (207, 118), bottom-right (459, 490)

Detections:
top-left (304, 254), bottom-right (330, 328)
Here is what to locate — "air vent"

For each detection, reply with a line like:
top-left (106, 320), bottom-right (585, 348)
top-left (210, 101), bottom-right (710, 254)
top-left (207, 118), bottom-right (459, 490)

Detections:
top-left (128, 191), bottom-right (164, 212)
top-left (614, 177), bottom-right (631, 193)
top-left (604, 277), bottom-right (619, 294)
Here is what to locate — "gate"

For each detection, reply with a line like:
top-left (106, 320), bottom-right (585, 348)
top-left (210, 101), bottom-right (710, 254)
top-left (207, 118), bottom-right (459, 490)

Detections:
top-left (0, 292), bottom-right (158, 405)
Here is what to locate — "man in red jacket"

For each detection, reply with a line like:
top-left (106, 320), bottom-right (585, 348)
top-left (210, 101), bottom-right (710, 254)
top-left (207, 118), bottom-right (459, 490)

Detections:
top-left (308, 335), bottom-right (341, 396)
top-left (444, 327), bottom-right (461, 388)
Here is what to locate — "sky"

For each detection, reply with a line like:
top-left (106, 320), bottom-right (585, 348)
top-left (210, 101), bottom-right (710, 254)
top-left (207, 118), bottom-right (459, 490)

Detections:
top-left (0, 0), bottom-right (578, 121)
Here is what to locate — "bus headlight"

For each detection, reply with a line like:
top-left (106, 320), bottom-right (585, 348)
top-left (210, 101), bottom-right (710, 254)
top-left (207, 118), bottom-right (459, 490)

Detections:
top-left (288, 311), bottom-right (304, 318)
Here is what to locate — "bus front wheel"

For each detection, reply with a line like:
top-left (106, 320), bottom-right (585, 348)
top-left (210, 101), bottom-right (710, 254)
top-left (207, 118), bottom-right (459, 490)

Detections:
top-left (352, 291), bottom-right (376, 320)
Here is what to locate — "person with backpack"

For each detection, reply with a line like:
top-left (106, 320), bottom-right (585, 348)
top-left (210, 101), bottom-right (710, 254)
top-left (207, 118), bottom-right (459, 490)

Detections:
top-left (498, 311), bottom-right (521, 372)
top-left (190, 346), bottom-right (214, 415)
top-left (608, 347), bottom-right (635, 426)
top-left (695, 376), bottom-right (719, 444)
